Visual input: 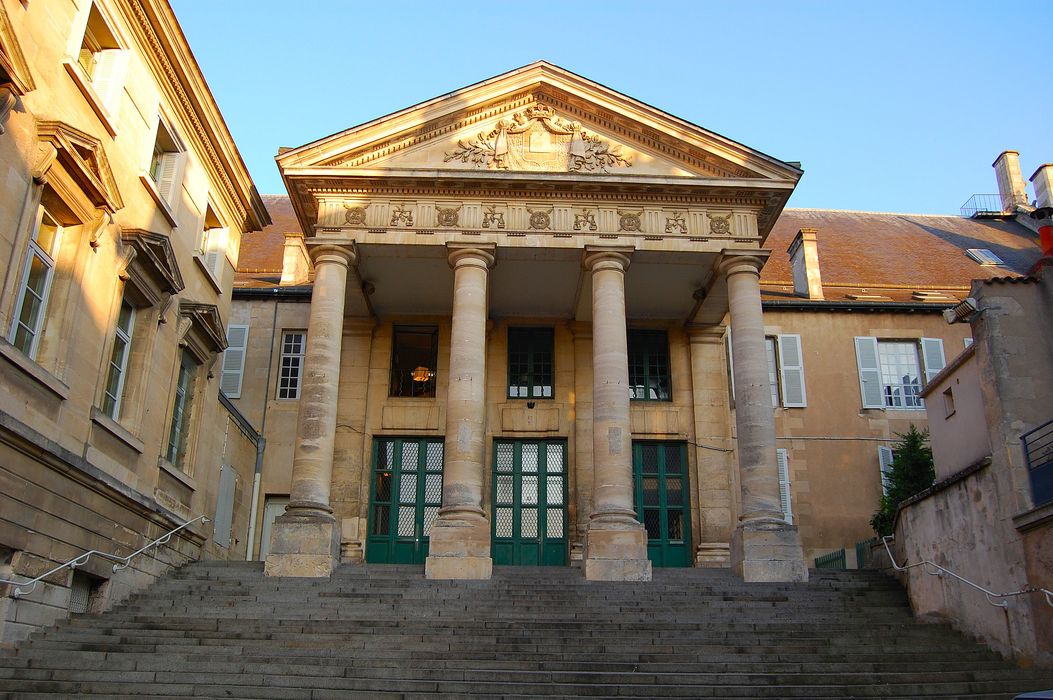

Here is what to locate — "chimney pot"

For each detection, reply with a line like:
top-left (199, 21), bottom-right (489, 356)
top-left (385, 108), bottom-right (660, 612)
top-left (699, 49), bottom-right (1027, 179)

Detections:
top-left (992, 151), bottom-right (1030, 212)
top-left (787, 228), bottom-right (823, 300)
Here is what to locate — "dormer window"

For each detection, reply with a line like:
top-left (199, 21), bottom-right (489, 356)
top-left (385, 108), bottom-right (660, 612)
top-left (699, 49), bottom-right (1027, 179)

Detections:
top-left (965, 248), bottom-right (1005, 266)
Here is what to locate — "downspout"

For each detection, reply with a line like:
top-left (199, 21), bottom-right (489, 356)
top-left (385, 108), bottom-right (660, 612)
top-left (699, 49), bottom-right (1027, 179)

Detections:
top-left (244, 296), bottom-right (280, 560)
top-left (1027, 207), bottom-right (1053, 275)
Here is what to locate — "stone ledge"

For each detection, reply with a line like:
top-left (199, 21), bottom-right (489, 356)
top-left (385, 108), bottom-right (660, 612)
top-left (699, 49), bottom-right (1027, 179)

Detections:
top-left (1014, 499), bottom-right (1053, 533)
top-left (0, 339), bottom-right (70, 401)
top-left (90, 408), bottom-right (144, 454)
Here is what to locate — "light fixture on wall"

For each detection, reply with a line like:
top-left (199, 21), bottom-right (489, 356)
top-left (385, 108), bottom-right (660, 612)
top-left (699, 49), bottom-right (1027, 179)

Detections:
top-left (412, 366), bottom-right (434, 382)
top-left (943, 297), bottom-right (980, 324)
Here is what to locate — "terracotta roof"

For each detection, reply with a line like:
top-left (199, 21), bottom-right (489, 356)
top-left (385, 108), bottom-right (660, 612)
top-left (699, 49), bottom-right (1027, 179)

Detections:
top-left (234, 197), bottom-right (1042, 301)
top-left (761, 209), bottom-right (1040, 303)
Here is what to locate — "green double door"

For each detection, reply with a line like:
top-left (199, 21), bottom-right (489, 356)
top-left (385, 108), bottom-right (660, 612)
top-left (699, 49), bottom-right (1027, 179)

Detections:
top-left (633, 441), bottom-right (692, 567)
top-left (366, 437), bottom-right (444, 564)
top-left (492, 440), bottom-right (567, 566)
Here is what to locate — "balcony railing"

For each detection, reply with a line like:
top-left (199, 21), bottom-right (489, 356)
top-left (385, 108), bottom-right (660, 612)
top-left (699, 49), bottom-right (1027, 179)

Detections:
top-left (960, 194), bottom-right (1010, 218)
top-left (1022, 419), bottom-right (1053, 508)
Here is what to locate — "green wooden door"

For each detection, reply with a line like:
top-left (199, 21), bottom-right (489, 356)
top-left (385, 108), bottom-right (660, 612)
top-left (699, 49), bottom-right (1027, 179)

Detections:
top-left (633, 441), bottom-right (692, 567)
top-left (492, 440), bottom-right (567, 566)
top-left (366, 437), bottom-right (443, 564)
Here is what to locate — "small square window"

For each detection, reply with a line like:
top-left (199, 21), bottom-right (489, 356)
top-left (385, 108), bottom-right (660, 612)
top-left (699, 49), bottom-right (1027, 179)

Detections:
top-left (942, 387), bottom-right (956, 418)
top-left (390, 326), bottom-right (438, 398)
top-left (507, 327), bottom-right (554, 399)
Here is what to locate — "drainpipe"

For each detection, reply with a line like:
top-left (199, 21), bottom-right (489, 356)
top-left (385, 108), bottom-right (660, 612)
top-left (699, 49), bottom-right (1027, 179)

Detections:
top-left (244, 296), bottom-right (280, 560)
top-left (1027, 207), bottom-right (1053, 275)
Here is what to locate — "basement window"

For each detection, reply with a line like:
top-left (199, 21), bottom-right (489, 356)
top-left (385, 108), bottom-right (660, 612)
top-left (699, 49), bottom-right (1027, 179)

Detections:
top-left (965, 249), bottom-right (1004, 266)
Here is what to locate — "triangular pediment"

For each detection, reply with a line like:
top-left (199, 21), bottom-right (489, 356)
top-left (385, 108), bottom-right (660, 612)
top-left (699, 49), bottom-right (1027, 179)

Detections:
top-left (278, 62), bottom-right (800, 183)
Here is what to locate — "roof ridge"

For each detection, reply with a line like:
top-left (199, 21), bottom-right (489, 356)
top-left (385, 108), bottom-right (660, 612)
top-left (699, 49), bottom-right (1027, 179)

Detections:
top-left (784, 207), bottom-right (966, 218)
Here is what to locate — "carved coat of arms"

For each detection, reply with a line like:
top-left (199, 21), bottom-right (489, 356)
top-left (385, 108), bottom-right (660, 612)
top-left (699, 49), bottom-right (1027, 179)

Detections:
top-left (445, 104), bottom-right (631, 173)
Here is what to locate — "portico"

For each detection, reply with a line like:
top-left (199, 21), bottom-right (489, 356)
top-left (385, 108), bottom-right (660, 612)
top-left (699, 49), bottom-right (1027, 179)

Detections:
top-left (264, 61), bottom-right (807, 582)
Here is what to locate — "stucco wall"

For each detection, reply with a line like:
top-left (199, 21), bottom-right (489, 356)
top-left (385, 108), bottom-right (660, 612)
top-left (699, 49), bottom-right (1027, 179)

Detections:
top-left (923, 348), bottom-right (991, 479)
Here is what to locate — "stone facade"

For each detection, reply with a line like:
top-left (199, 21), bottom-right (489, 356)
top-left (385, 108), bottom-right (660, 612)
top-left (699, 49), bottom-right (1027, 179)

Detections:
top-left (0, 0), bottom-right (267, 643)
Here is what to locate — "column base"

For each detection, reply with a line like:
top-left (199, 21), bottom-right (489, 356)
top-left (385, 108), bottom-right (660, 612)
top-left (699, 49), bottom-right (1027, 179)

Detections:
top-left (583, 520), bottom-right (652, 581)
top-left (264, 511), bottom-right (340, 578)
top-left (731, 518), bottom-right (808, 582)
top-left (695, 541), bottom-right (731, 568)
top-left (425, 515), bottom-right (492, 580)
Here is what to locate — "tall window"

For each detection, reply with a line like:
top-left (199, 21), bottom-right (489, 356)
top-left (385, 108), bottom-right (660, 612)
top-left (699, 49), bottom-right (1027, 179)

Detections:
top-left (101, 298), bottom-right (135, 419)
top-left (507, 327), bottom-right (553, 399)
top-left (855, 337), bottom-right (945, 410)
top-left (10, 206), bottom-right (61, 358)
top-left (628, 330), bottom-right (670, 401)
top-left (277, 330), bottom-right (306, 399)
top-left (147, 117), bottom-right (185, 214)
top-left (878, 341), bottom-right (923, 409)
top-left (763, 334), bottom-right (807, 408)
top-left (390, 326), bottom-right (438, 398)
top-left (73, 3), bottom-right (127, 115)
top-left (166, 350), bottom-right (197, 468)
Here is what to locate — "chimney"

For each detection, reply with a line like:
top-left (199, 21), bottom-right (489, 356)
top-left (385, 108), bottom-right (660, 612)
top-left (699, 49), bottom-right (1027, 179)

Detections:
top-left (1027, 165), bottom-right (1053, 273)
top-left (280, 231), bottom-right (310, 286)
top-left (787, 228), bottom-right (824, 300)
top-left (993, 151), bottom-right (1030, 212)
top-left (1031, 163), bottom-right (1053, 209)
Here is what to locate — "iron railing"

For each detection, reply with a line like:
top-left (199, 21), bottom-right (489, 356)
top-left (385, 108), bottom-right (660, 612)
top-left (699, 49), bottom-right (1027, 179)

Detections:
top-left (1022, 419), bottom-right (1053, 508)
top-left (882, 536), bottom-right (1053, 609)
top-left (814, 548), bottom-right (847, 569)
top-left (0, 516), bottom-right (209, 598)
top-left (960, 194), bottom-right (1010, 218)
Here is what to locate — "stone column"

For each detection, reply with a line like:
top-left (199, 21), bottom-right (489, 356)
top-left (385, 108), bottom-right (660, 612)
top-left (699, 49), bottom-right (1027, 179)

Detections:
top-left (570, 321), bottom-right (593, 563)
top-left (425, 243), bottom-right (495, 580)
top-left (582, 248), bottom-right (651, 581)
top-left (265, 243), bottom-right (356, 578)
top-left (686, 324), bottom-right (734, 567)
top-left (718, 250), bottom-right (807, 582)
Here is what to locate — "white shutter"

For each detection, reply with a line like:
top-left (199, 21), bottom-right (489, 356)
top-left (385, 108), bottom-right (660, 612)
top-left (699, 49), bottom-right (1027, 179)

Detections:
top-left (878, 446), bottom-right (895, 496)
top-left (220, 324), bottom-right (248, 397)
top-left (213, 464), bottom-right (237, 548)
top-left (726, 326), bottom-right (735, 402)
top-left (777, 448), bottom-right (792, 524)
top-left (92, 49), bottom-right (128, 112)
top-left (155, 151), bottom-right (185, 207)
top-left (854, 337), bottom-right (884, 409)
top-left (920, 338), bottom-right (946, 384)
top-left (204, 227), bottom-right (228, 277)
top-left (777, 334), bottom-right (807, 407)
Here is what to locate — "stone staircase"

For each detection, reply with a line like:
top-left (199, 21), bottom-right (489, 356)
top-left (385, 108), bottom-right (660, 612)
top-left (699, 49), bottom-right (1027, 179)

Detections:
top-left (1, 561), bottom-right (1051, 698)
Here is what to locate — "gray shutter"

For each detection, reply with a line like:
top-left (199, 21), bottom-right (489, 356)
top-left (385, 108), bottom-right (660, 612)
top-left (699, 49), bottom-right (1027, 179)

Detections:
top-left (921, 338), bottom-right (946, 384)
top-left (778, 334), bottom-right (807, 407)
top-left (878, 446), bottom-right (895, 496)
top-left (777, 449), bottom-right (792, 524)
top-left (220, 324), bottom-right (248, 397)
top-left (854, 337), bottom-right (884, 409)
top-left (213, 464), bottom-right (236, 548)
top-left (726, 326), bottom-right (735, 402)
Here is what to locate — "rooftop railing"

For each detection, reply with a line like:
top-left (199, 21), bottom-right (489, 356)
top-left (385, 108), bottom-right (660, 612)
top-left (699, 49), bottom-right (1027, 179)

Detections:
top-left (960, 194), bottom-right (1010, 218)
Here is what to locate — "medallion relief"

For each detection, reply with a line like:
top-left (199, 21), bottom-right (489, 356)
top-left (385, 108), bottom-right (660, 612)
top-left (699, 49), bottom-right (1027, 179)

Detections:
top-left (618, 211), bottom-right (642, 232)
top-left (344, 204), bottom-right (369, 226)
top-left (444, 103), bottom-right (631, 173)
top-left (436, 205), bottom-right (461, 227)
top-left (709, 213), bottom-right (733, 236)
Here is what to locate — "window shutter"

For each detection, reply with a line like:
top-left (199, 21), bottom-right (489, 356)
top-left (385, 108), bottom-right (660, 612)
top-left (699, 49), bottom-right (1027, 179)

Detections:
top-left (777, 448), bottom-right (792, 524)
top-left (921, 337), bottom-right (946, 384)
top-left (204, 227), bottom-right (228, 277)
top-left (726, 326), bottom-right (735, 402)
top-left (92, 49), bottom-right (128, 111)
top-left (878, 446), bottom-right (895, 496)
top-left (778, 334), bottom-right (807, 407)
top-left (155, 151), bottom-right (184, 206)
top-left (221, 324), bottom-right (248, 397)
top-left (854, 337), bottom-right (884, 409)
top-left (213, 464), bottom-right (236, 548)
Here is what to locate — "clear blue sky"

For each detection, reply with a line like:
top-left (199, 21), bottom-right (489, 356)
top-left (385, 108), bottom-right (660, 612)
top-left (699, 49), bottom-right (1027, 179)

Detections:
top-left (171, 1), bottom-right (1053, 215)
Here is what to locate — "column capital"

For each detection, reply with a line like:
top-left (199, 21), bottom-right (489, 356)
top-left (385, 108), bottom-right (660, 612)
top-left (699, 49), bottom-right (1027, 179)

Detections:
top-left (583, 245), bottom-right (634, 273)
top-left (716, 248), bottom-right (770, 278)
top-left (447, 242), bottom-right (496, 270)
top-left (308, 242), bottom-right (357, 268)
top-left (686, 323), bottom-right (727, 345)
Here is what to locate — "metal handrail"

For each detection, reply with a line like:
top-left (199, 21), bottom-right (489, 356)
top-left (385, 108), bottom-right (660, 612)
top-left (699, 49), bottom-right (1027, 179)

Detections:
top-left (882, 535), bottom-right (1053, 609)
top-left (0, 516), bottom-right (210, 598)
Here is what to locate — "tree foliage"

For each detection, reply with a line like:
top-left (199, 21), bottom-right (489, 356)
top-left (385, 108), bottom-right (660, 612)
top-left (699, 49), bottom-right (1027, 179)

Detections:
top-left (870, 425), bottom-right (935, 536)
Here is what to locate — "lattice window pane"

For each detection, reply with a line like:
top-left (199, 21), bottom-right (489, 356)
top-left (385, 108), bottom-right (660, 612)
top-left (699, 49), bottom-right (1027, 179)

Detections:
top-left (426, 441), bottom-right (443, 471)
top-left (642, 477), bottom-right (660, 506)
top-left (546, 444), bottom-right (563, 472)
top-left (495, 508), bottom-right (514, 537)
top-left (668, 511), bottom-right (684, 539)
top-left (496, 443), bottom-right (514, 472)
top-left (423, 506), bottom-right (439, 536)
top-left (522, 444), bottom-right (538, 472)
top-left (521, 475), bottom-right (538, 505)
top-left (496, 475), bottom-right (514, 504)
top-left (401, 442), bottom-right (419, 471)
top-left (372, 505), bottom-right (389, 535)
top-left (378, 441), bottom-right (394, 469)
top-left (521, 508), bottom-right (537, 538)
top-left (643, 509), bottom-right (661, 539)
top-left (399, 474), bottom-right (417, 503)
top-left (397, 506), bottom-right (415, 536)
top-left (546, 508), bottom-right (564, 538)
top-left (641, 444), bottom-right (659, 473)
top-left (666, 477), bottom-right (683, 506)
top-left (664, 445), bottom-right (683, 474)
top-left (374, 472), bottom-right (391, 503)
top-left (425, 474), bottom-right (442, 503)
top-left (547, 476), bottom-right (563, 505)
